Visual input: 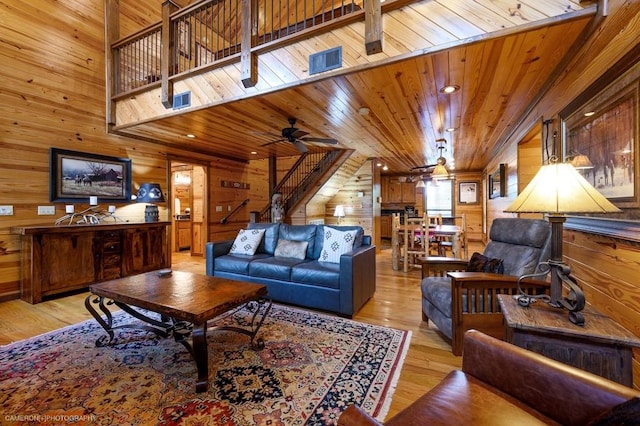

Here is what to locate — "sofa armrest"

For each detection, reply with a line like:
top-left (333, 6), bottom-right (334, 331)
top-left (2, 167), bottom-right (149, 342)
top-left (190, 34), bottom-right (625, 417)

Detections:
top-left (337, 405), bottom-right (383, 426)
top-left (205, 240), bottom-right (233, 276)
top-left (421, 256), bottom-right (469, 279)
top-left (462, 330), bottom-right (640, 425)
top-left (339, 244), bottom-right (376, 317)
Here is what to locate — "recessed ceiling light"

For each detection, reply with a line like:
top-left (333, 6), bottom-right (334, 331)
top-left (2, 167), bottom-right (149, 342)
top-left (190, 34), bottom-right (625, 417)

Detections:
top-left (382, 165), bottom-right (389, 171)
top-left (250, 151), bottom-right (257, 155)
top-left (440, 85), bottom-right (460, 94)
top-left (446, 127), bottom-right (455, 132)
top-left (584, 111), bottom-right (595, 117)
top-left (376, 162), bottom-right (383, 167)
top-left (186, 134), bottom-right (196, 138)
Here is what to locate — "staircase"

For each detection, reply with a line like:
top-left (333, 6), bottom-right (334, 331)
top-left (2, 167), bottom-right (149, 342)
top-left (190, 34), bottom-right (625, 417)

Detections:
top-left (255, 150), bottom-right (345, 223)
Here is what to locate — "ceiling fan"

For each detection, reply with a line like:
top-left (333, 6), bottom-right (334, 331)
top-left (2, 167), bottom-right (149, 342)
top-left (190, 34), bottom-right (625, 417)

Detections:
top-left (260, 118), bottom-right (339, 153)
top-left (410, 139), bottom-right (449, 178)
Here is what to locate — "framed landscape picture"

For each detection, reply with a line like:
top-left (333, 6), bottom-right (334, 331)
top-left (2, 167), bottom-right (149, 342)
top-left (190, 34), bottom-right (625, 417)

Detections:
top-left (49, 148), bottom-right (132, 203)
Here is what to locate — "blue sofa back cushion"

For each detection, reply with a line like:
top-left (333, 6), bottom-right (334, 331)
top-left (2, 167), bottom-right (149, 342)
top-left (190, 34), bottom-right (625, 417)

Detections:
top-left (313, 225), bottom-right (364, 259)
top-left (279, 224), bottom-right (317, 259)
top-left (248, 223), bottom-right (280, 254)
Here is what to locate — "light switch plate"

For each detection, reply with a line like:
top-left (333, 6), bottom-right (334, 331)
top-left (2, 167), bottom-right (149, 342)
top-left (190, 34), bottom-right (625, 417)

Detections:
top-left (38, 205), bottom-right (56, 215)
top-left (0, 205), bottom-right (13, 215)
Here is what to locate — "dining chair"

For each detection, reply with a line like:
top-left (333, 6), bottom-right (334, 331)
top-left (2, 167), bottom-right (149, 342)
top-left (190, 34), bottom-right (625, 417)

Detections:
top-left (403, 212), bottom-right (428, 272)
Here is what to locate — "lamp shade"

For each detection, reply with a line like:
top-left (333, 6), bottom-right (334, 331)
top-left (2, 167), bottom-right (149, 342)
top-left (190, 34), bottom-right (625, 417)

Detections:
top-left (505, 163), bottom-right (620, 214)
top-left (136, 183), bottom-right (165, 203)
top-left (570, 154), bottom-right (594, 170)
top-left (431, 163), bottom-right (449, 179)
top-left (333, 205), bottom-right (345, 217)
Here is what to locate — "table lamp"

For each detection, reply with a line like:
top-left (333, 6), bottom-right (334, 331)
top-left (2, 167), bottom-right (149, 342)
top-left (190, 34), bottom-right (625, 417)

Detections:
top-left (334, 205), bottom-right (345, 225)
top-left (505, 160), bottom-right (620, 325)
top-left (136, 183), bottom-right (165, 222)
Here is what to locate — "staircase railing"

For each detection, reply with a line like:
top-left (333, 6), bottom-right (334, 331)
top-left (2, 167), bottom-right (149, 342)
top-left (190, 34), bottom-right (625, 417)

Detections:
top-left (256, 150), bottom-right (342, 223)
top-left (220, 198), bottom-right (249, 224)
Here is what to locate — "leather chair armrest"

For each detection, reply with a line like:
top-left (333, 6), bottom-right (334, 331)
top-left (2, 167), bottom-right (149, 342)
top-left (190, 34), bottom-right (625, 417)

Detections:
top-left (205, 240), bottom-right (233, 276)
top-left (337, 405), bottom-right (383, 426)
top-left (421, 257), bottom-right (469, 279)
top-left (462, 330), bottom-right (640, 425)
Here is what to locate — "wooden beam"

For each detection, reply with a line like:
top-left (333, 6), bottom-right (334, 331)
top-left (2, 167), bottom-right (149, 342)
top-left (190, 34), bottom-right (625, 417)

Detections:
top-left (241, 0), bottom-right (258, 88)
top-left (161, 0), bottom-right (179, 108)
top-left (104, 0), bottom-right (119, 129)
top-left (365, 0), bottom-right (382, 55)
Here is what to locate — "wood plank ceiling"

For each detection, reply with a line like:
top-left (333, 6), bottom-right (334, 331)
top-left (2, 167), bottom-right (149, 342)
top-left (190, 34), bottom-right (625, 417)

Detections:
top-left (115, 1), bottom-right (597, 175)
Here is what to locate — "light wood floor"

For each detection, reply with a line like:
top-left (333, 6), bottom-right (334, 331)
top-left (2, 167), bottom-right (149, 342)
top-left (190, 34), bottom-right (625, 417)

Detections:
top-left (0, 246), bottom-right (469, 420)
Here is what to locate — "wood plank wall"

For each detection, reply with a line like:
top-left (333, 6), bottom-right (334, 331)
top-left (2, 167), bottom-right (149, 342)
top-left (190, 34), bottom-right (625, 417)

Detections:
top-left (484, 1), bottom-right (640, 388)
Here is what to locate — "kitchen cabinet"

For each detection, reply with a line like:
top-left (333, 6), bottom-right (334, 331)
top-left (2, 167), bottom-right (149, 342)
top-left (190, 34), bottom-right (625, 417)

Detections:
top-left (380, 215), bottom-right (392, 238)
top-left (381, 177), bottom-right (416, 205)
top-left (12, 222), bottom-right (170, 304)
top-left (175, 219), bottom-right (192, 251)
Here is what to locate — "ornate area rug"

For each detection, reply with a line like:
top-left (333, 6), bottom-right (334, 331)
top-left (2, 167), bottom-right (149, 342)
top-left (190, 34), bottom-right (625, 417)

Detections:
top-left (0, 303), bottom-right (411, 425)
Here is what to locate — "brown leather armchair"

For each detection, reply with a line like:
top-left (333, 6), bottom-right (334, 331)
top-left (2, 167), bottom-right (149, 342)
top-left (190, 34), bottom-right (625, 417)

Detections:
top-left (421, 218), bottom-right (552, 355)
top-left (338, 330), bottom-right (640, 426)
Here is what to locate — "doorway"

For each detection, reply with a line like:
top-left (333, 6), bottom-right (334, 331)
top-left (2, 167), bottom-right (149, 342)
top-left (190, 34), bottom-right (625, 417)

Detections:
top-left (170, 160), bottom-right (208, 257)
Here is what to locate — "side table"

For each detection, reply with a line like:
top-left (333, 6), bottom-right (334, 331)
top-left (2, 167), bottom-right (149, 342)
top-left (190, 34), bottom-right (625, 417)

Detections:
top-left (497, 294), bottom-right (640, 387)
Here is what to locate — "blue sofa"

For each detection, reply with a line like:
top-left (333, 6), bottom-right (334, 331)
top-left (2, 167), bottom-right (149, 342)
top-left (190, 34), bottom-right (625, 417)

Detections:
top-left (205, 223), bottom-right (376, 317)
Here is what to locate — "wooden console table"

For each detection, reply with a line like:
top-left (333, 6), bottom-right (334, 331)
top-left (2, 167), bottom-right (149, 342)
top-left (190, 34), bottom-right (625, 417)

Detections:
top-left (12, 222), bottom-right (170, 304)
top-left (498, 294), bottom-right (640, 386)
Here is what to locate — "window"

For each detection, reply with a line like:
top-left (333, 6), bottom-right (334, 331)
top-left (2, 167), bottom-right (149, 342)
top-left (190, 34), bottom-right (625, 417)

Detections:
top-left (425, 179), bottom-right (453, 217)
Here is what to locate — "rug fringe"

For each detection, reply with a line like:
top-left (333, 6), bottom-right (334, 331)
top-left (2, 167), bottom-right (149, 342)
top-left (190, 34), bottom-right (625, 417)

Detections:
top-left (374, 329), bottom-right (413, 422)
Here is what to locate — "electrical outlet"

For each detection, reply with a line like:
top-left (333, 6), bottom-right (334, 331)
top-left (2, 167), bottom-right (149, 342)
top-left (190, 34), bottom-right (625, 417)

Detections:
top-left (38, 205), bottom-right (56, 215)
top-left (0, 205), bottom-right (13, 215)
top-left (216, 206), bottom-right (222, 212)
top-left (228, 205), bottom-right (232, 211)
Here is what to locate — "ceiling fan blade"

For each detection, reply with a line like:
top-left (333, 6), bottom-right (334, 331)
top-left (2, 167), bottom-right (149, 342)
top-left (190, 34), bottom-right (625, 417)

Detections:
top-left (300, 137), bottom-right (338, 144)
top-left (291, 129), bottom-right (309, 139)
top-left (293, 140), bottom-right (308, 153)
top-left (410, 163), bottom-right (437, 171)
top-left (260, 139), bottom-right (285, 147)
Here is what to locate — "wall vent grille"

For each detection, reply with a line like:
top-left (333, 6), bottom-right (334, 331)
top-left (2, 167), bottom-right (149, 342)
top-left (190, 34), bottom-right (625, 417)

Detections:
top-left (309, 47), bottom-right (342, 75)
top-left (173, 91), bottom-right (191, 109)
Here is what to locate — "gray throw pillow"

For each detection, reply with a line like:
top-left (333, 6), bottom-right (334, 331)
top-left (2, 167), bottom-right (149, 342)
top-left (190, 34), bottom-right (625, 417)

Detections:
top-left (274, 239), bottom-right (309, 260)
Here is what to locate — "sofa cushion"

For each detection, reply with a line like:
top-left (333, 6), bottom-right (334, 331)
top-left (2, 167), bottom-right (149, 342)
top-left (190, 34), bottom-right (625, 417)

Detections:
top-left (291, 261), bottom-right (341, 289)
top-left (279, 224), bottom-right (316, 259)
top-left (248, 223), bottom-right (280, 254)
top-left (229, 228), bottom-right (266, 255)
top-left (215, 253), bottom-right (270, 275)
top-left (319, 227), bottom-right (357, 263)
top-left (249, 257), bottom-right (307, 281)
top-left (313, 225), bottom-right (364, 259)
top-left (274, 239), bottom-right (308, 260)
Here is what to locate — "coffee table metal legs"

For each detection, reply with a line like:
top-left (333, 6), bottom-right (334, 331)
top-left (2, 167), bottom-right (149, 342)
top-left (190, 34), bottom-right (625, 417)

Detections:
top-left (85, 294), bottom-right (272, 393)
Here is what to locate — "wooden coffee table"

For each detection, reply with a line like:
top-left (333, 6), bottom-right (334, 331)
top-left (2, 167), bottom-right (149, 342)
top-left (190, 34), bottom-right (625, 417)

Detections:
top-left (85, 270), bottom-right (271, 392)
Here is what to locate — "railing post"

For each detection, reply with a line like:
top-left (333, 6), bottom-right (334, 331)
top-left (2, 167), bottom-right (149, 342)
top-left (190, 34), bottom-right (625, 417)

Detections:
top-left (365, 0), bottom-right (382, 55)
top-left (241, 0), bottom-right (258, 88)
top-left (161, 0), bottom-right (179, 108)
top-left (105, 0), bottom-right (119, 128)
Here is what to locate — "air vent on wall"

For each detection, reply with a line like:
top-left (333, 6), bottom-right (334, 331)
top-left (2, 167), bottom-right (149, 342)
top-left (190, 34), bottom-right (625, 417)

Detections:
top-left (173, 91), bottom-right (191, 110)
top-left (309, 47), bottom-right (342, 75)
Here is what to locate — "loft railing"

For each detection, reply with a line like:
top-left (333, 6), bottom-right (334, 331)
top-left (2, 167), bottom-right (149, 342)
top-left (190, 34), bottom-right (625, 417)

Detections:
top-left (110, 0), bottom-right (365, 97)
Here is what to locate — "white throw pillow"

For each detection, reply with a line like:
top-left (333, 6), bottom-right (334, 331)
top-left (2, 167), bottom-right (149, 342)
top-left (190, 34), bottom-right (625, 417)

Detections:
top-left (319, 227), bottom-right (357, 263)
top-left (274, 239), bottom-right (309, 260)
top-left (229, 228), bottom-right (266, 255)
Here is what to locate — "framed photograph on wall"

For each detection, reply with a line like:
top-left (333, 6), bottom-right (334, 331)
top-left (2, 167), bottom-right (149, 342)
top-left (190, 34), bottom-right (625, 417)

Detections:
top-left (562, 73), bottom-right (639, 208)
top-left (458, 181), bottom-right (479, 204)
top-left (488, 164), bottom-right (506, 199)
top-left (49, 148), bottom-right (132, 203)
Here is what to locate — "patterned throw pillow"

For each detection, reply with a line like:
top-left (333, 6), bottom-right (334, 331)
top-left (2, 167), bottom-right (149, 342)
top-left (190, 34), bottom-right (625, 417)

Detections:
top-left (229, 228), bottom-right (266, 255)
top-left (274, 239), bottom-right (309, 260)
top-left (319, 227), bottom-right (357, 264)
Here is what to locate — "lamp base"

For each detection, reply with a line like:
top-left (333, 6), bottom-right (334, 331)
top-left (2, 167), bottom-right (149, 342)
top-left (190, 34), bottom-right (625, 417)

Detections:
top-left (144, 204), bottom-right (159, 222)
